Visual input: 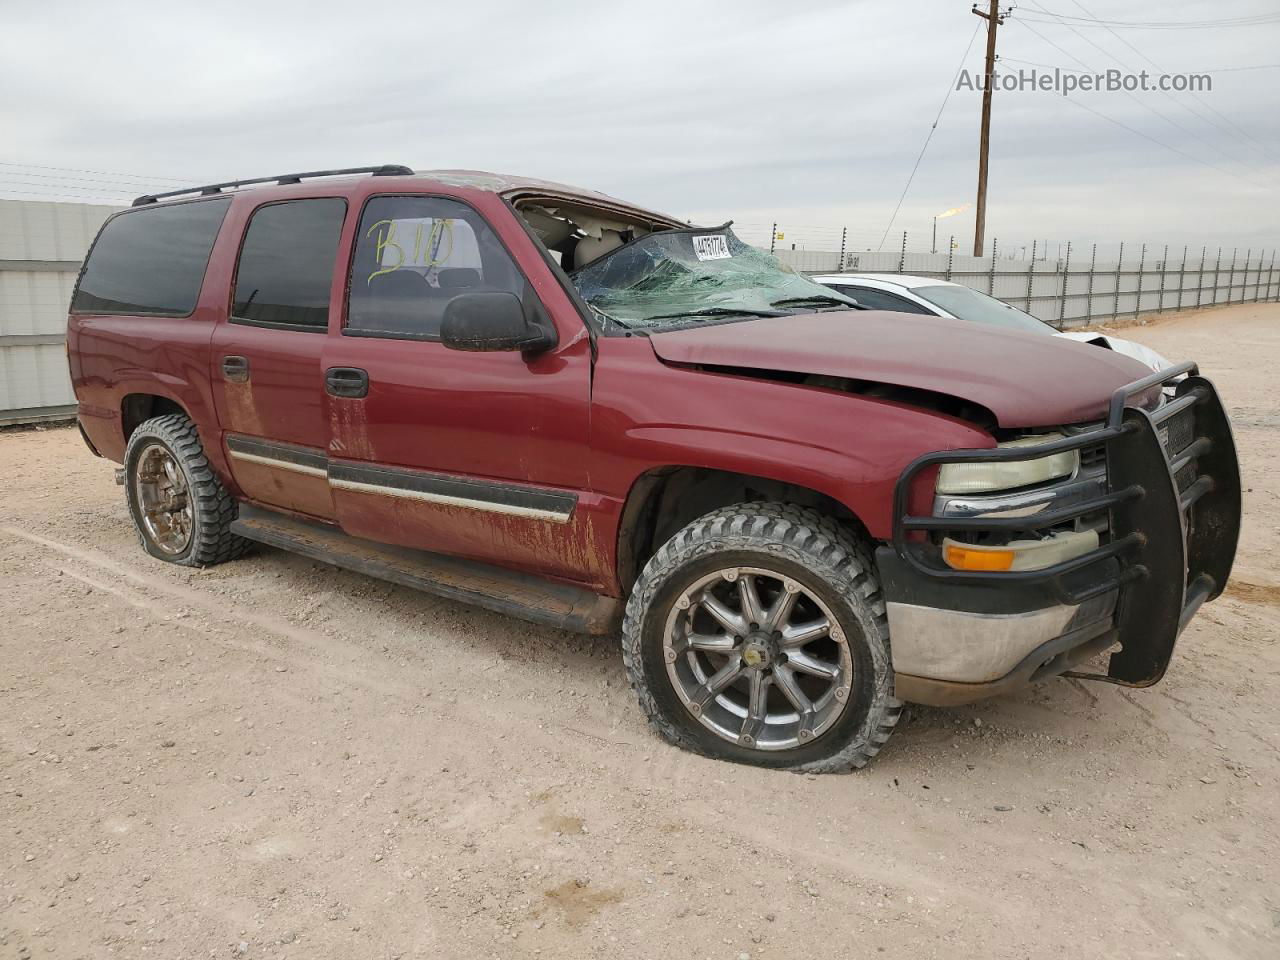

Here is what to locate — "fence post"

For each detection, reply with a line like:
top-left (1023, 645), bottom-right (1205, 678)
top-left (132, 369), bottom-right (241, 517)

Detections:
top-left (1176, 245), bottom-right (1187, 311)
top-left (898, 231), bottom-right (907, 273)
top-left (1227, 248), bottom-right (1238, 303)
top-left (989, 238), bottom-right (998, 295)
top-left (1156, 244), bottom-right (1168, 314)
top-left (1026, 239), bottom-right (1037, 313)
top-left (1112, 242), bottom-right (1124, 321)
top-left (1242, 248), bottom-right (1251, 302)
top-left (1213, 247), bottom-right (1223, 305)
top-left (1058, 240), bottom-right (1072, 327)
top-left (1196, 247), bottom-right (1207, 308)
top-left (1086, 243), bottom-right (1097, 322)
top-left (769, 222), bottom-right (777, 256)
top-left (839, 227), bottom-right (847, 272)
top-left (945, 235), bottom-right (955, 282)
top-left (1134, 243), bottom-right (1146, 319)
top-left (1270, 249), bottom-right (1278, 301)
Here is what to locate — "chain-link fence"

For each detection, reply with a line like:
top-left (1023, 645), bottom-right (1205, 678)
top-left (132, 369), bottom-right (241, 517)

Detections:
top-left (761, 228), bottom-right (1280, 328)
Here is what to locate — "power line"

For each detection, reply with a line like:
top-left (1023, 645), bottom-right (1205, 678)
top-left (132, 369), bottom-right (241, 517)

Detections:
top-left (0, 186), bottom-right (132, 202)
top-left (1192, 63), bottom-right (1280, 73)
top-left (877, 19), bottom-right (984, 252)
top-left (1013, 2), bottom-right (1279, 185)
top-left (1010, 16), bottom-right (1276, 191)
top-left (1012, 9), bottom-right (1280, 30)
top-left (0, 170), bottom-right (183, 190)
top-left (1062, 0), bottom-right (1278, 162)
top-left (998, 55), bottom-right (1089, 73)
top-left (0, 160), bottom-right (191, 183)
top-left (998, 55), bottom-right (1280, 75)
top-left (1028, 82), bottom-right (1273, 192)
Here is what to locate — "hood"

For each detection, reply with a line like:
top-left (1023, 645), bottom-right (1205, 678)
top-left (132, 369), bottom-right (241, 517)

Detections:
top-left (647, 311), bottom-right (1157, 429)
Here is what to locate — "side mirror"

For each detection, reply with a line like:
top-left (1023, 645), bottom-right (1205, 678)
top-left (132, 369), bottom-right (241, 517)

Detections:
top-left (440, 292), bottom-right (557, 353)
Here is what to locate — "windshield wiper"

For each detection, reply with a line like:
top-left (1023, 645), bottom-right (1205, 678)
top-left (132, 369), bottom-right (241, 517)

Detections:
top-left (643, 307), bottom-right (785, 322)
top-left (770, 295), bottom-right (858, 309)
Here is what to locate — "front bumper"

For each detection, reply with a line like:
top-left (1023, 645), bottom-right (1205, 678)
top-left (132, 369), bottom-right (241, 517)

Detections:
top-left (882, 363), bottom-right (1241, 706)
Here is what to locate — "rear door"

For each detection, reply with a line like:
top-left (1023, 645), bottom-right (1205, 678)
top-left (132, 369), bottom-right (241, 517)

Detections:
top-left (320, 192), bottom-right (603, 586)
top-left (209, 197), bottom-right (348, 520)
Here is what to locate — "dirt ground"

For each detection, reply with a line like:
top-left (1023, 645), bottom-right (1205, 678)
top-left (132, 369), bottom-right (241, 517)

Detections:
top-left (2, 302), bottom-right (1278, 960)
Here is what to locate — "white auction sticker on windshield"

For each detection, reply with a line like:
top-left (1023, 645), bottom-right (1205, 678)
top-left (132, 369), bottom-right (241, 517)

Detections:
top-left (691, 234), bottom-right (731, 261)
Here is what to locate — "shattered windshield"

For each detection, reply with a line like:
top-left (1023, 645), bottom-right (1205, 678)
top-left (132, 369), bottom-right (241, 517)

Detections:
top-left (570, 225), bottom-right (858, 329)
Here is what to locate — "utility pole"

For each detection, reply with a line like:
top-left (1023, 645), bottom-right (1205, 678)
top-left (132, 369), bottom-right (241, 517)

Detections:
top-left (972, 0), bottom-right (1006, 258)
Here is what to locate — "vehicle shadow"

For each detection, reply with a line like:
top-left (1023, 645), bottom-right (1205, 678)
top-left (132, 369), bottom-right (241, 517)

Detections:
top-left (254, 546), bottom-right (1152, 775)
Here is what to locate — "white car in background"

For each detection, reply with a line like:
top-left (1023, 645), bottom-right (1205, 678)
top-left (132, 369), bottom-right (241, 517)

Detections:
top-left (811, 273), bottom-right (1173, 373)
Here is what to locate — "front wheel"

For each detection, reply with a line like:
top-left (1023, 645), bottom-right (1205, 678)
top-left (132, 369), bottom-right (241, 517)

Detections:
top-left (622, 503), bottom-right (901, 772)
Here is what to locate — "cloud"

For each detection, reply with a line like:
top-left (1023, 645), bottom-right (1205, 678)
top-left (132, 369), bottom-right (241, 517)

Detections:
top-left (1, 0), bottom-right (1276, 253)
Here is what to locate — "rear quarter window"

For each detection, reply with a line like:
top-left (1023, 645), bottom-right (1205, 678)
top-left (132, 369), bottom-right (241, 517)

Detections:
top-left (71, 198), bottom-right (232, 317)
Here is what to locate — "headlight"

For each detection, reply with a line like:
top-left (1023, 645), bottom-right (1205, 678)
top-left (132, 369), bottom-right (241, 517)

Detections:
top-left (935, 433), bottom-right (1078, 495)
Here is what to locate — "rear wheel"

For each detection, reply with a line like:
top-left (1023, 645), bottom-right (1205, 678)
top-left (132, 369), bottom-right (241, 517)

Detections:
top-left (123, 414), bottom-right (247, 567)
top-left (622, 503), bottom-right (901, 772)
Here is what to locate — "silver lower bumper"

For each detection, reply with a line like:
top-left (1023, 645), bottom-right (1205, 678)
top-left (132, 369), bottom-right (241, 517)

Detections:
top-left (887, 591), bottom-right (1117, 700)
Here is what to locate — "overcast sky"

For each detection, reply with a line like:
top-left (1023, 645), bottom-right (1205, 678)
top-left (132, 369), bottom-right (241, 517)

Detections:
top-left (2, 0), bottom-right (1278, 257)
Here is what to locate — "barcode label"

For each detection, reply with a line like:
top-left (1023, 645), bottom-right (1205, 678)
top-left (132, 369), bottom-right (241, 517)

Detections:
top-left (691, 235), bottom-right (731, 261)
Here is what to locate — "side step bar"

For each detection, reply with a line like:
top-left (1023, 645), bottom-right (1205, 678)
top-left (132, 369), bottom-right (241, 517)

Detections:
top-left (230, 505), bottom-right (621, 636)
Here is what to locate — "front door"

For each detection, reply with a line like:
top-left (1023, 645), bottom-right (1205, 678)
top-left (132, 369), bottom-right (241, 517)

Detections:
top-left (209, 197), bottom-right (348, 520)
top-left (320, 193), bottom-right (601, 586)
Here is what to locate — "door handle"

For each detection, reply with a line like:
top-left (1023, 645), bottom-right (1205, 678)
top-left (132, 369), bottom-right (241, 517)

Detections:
top-left (325, 366), bottom-right (369, 398)
top-left (222, 355), bottom-right (249, 382)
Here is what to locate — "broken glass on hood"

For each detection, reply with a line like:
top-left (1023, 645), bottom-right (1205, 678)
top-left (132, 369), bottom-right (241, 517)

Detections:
top-left (569, 224), bottom-right (858, 330)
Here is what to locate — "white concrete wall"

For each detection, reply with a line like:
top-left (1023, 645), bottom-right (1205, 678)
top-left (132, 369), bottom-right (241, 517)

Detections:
top-left (0, 199), bottom-right (123, 423)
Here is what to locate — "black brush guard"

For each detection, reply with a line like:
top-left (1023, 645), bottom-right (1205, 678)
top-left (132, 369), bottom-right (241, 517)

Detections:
top-left (891, 362), bottom-right (1241, 687)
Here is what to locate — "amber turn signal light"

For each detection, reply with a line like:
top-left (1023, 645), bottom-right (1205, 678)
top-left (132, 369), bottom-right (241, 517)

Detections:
top-left (943, 543), bottom-right (1015, 572)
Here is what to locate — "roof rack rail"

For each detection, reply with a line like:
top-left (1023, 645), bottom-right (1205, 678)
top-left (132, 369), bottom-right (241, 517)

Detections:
top-left (131, 164), bottom-right (415, 207)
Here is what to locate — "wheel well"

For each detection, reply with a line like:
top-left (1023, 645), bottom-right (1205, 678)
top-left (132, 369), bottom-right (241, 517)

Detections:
top-left (616, 467), bottom-right (872, 594)
top-left (121, 394), bottom-right (188, 443)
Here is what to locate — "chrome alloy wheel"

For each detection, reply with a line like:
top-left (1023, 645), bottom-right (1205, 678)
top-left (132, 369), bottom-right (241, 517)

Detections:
top-left (133, 442), bottom-right (193, 555)
top-left (663, 567), bottom-right (853, 751)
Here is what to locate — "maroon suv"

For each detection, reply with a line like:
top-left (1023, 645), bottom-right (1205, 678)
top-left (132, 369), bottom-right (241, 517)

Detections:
top-left (67, 165), bottom-right (1241, 771)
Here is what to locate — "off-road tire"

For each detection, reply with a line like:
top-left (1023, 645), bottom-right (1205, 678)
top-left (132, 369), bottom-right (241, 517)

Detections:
top-left (124, 414), bottom-right (248, 567)
top-left (622, 502), bottom-right (902, 772)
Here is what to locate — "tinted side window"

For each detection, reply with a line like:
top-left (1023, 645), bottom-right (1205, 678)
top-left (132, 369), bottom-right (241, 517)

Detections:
top-left (346, 196), bottom-right (527, 339)
top-left (232, 199), bottom-right (347, 330)
top-left (71, 198), bottom-right (231, 316)
top-left (835, 286), bottom-right (933, 315)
